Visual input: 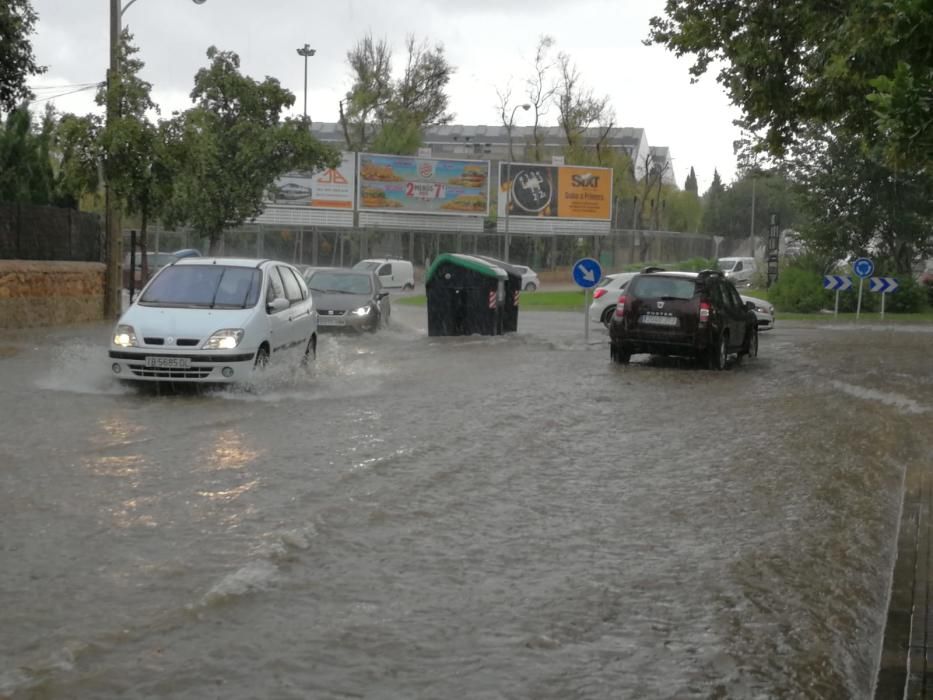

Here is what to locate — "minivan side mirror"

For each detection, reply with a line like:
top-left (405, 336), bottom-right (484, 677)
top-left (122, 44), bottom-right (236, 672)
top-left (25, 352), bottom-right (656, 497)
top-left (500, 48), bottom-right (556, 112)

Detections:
top-left (267, 297), bottom-right (290, 313)
top-left (746, 301), bottom-right (756, 311)
top-left (377, 291), bottom-right (389, 299)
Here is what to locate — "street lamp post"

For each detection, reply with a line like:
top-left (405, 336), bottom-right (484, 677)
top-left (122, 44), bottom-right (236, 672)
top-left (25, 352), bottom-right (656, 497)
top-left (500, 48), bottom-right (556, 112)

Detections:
top-left (104, 0), bottom-right (206, 319)
top-left (503, 103), bottom-right (530, 262)
top-left (296, 44), bottom-right (316, 120)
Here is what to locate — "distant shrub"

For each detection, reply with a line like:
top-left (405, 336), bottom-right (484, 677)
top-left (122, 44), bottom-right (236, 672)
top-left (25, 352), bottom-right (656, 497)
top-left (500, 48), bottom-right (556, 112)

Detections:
top-left (768, 266), bottom-right (826, 312)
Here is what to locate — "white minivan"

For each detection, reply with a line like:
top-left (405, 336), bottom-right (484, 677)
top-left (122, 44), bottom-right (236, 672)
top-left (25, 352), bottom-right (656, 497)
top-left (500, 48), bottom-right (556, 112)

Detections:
top-left (716, 257), bottom-right (757, 287)
top-left (353, 258), bottom-right (415, 290)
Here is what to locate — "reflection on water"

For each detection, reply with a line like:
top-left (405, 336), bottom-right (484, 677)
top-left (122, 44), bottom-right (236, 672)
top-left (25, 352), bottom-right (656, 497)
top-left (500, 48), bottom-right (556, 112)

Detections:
top-left (204, 429), bottom-right (261, 471)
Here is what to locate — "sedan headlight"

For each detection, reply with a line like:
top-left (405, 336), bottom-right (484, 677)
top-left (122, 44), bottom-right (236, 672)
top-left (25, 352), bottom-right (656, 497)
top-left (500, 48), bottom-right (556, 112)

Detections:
top-left (113, 324), bottom-right (138, 348)
top-left (202, 329), bottom-right (244, 350)
top-left (351, 305), bottom-right (372, 317)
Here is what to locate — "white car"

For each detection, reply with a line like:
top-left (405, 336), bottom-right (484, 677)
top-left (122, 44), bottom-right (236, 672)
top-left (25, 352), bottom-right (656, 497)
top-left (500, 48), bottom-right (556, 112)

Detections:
top-left (512, 264), bottom-right (540, 291)
top-left (741, 294), bottom-right (775, 330)
top-left (353, 258), bottom-right (415, 290)
top-left (109, 258), bottom-right (318, 384)
top-left (589, 272), bottom-right (637, 326)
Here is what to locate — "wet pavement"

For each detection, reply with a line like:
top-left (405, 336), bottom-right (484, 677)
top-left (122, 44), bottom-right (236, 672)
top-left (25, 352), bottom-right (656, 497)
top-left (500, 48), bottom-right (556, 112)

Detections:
top-left (1, 307), bottom-right (931, 699)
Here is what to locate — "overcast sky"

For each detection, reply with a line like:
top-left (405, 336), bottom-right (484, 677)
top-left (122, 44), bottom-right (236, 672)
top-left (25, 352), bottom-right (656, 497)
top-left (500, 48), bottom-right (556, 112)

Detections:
top-left (27, 0), bottom-right (742, 193)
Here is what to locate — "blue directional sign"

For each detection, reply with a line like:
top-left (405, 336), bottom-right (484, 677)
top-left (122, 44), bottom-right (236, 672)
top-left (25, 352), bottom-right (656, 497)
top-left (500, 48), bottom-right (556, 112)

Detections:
top-left (823, 275), bottom-right (853, 291)
top-left (853, 257), bottom-right (875, 279)
top-left (572, 257), bottom-right (602, 289)
top-left (869, 277), bottom-right (899, 294)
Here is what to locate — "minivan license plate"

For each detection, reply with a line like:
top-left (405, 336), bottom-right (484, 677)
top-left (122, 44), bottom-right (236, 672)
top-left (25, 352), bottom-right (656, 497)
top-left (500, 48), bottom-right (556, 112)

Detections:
top-left (145, 356), bottom-right (191, 369)
top-left (640, 315), bottom-right (678, 327)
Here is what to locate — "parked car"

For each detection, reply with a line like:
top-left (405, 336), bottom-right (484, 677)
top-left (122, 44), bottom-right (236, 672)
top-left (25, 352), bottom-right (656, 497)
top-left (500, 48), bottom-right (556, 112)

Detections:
top-left (741, 294), bottom-right (775, 330)
top-left (109, 258), bottom-right (317, 384)
top-left (609, 267), bottom-right (758, 369)
top-left (716, 257), bottom-right (757, 287)
top-left (352, 258), bottom-right (415, 290)
top-left (589, 272), bottom-right (638, 327)
top-left (303, 267), bottom-right (389, 332)
top-left (122, 250), bottom-right (179, 289)
top-left (511, 264), bottom-right (540, 291)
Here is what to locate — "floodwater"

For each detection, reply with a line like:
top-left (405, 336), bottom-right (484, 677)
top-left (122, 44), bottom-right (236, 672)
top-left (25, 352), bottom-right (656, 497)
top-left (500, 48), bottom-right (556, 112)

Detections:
top-left (1, 307), bottom-right (931, 699)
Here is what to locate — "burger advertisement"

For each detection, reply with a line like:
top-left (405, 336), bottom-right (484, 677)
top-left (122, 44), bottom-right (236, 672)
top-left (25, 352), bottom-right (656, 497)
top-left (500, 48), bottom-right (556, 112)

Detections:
top-left (358, 153), bottom-right (490, 216)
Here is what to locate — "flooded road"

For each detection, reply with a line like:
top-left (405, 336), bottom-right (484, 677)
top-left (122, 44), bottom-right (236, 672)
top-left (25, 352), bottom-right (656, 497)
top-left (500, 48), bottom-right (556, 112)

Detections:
top-left (1, 307), bottom-right (931, 699)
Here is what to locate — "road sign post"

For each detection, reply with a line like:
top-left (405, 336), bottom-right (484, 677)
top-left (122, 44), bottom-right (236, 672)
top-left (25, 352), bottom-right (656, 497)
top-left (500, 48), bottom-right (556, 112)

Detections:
top-left (573, 257), bottom-right (602, 344)
top-left (852, 258), bottom-right (874, 322)
top-left (822, 275), bottom-right (852, 318)
top-left (869, 277), bottom-right (899, 320)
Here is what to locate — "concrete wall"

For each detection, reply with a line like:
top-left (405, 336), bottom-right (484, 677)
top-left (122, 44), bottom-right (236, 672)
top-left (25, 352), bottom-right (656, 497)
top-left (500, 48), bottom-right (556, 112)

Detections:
top-left (0, 261), bottom-right (105, 329)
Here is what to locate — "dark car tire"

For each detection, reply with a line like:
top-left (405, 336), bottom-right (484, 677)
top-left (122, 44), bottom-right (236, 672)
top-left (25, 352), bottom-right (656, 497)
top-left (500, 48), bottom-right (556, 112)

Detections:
top-left (525, 282), bottom-right (537, 292)
top-left (707, 333), bottom-right (727, 371)
top-left (745, 327), bottom-right (758, 360)
top-left (301, 335), bottom-right (316, 366)
top-left (255, 345), bottom-right (270, 370)
top-left (601, 307), bottom-right (616, 328)
top-left (403, 283), bottom-right (415, 291)
top-left (610, 344), bottom-right (631, 365)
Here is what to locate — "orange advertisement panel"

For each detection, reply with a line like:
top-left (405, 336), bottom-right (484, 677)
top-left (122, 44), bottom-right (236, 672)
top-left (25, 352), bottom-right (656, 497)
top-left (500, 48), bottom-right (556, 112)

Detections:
top-left (498, 163), bottom-right (612, 221)
top-left (555, 166), bottom-right (612, 220)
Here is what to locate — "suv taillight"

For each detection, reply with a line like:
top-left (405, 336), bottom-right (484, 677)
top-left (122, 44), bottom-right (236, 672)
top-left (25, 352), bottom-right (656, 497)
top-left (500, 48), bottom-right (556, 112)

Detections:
top-left (614, 294), bottom-right (627, 317)
top-left (593, 288), bottom-right (607, 300)
top-left (699, 300), bottom-right (711, 326)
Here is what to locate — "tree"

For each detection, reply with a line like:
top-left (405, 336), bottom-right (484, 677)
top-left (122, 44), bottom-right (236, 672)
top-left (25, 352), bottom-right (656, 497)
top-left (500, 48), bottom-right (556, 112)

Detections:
top-left (647, 0), bottom-right (932, 169)
top-left (0, 105), bottom-right (56, 203)
top-left (554, 51), bottom-right (612, 150)
top-left (684, 166), bottom-right (698, 196)
top-left (525, 35), bottom-right (557, 162)
top-left (791, 133), bottom-right (933, 274)
top-left (164, 47), bottom-right (339, 253)
top-left (0, 0), bottom-right (45, 113)
top-left (53, 112), bottom-right (103, 209)
top-left (339, 33), bottom-right (454, 155)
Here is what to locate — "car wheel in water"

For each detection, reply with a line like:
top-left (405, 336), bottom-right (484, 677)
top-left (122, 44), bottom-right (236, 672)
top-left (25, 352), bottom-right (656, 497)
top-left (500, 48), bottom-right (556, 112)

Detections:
top-left (747, 327), bottom-right (758, 359)
top-left (610, 344), bottom-right (631, 365)
top-left (707, 333), bottom-right (727, 371)
top-left (525, 282), bottom-right (537, 291)
top-left (301, 335), bottom-right (316, 366)
top-left (255, 345), bottom-right (270, 370)
top-left (403, 283), bottom-right (414, 291)
top-left (601, 307), bottom-right (615, 328)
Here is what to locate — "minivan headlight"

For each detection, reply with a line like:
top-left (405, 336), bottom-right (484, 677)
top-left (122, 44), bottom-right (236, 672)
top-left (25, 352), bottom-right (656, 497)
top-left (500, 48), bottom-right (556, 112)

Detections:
top-left (203, 329), bottom-right (244, 350)
top-left (351, 305), bottom-right (372, 317)
top-left (113, 324), bottom-right (138, 347)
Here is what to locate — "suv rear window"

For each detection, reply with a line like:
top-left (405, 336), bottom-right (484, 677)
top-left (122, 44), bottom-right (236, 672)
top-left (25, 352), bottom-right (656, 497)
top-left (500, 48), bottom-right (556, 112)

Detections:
top-left (628, 276), bottom-right (698, 300)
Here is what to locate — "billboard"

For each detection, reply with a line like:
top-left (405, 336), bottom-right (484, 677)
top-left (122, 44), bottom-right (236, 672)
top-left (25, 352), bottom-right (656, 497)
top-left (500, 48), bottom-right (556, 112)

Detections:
top-left (358, 153), bottom-right (490, 216)
top-left (498, 163), bottom-right (613, 221)
top-left (266, 151), bottom-right (356, 209)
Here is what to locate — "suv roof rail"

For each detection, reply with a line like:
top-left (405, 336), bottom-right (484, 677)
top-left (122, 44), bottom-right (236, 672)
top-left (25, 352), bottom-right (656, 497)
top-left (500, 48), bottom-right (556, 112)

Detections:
top-left (641, 266), bottom-right (666, 274)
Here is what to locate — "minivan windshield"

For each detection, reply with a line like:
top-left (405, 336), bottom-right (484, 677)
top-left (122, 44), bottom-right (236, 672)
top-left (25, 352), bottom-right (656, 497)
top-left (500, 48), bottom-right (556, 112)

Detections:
top-left (139, 265), bottom-right (262, 308)
top-left (716, 259), bottom-right (738, 272)
top-left (629, 276), bottom-right (698, 300)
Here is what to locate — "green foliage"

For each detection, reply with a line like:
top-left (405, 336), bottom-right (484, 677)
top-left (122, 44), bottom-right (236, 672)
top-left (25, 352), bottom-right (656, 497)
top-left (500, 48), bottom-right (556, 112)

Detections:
top-left (53, 112), bottom-right (102, 207)
top-left (684, 166), bottom-right (698, 196)
top-left (647, 0), bottom-right (932, 169)
top-left (164, 46), bottom-right (339, 252)
top-left (768, 266), bottom-right (826, 313)
top-left (0, 0), bottom-right (45, 113)
top-left (340, 34), bottom-right (454, 154)
top-left (0, 106), bottom-right (54, 203)
top-left (702, 169), bottom-right (798, 238)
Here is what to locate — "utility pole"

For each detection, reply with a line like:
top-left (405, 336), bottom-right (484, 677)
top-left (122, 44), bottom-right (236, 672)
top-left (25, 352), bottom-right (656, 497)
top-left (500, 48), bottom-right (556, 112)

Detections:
top-left (296, 44), bottom-right (316, 120)
top-left (104, 0), bottom-right (122, 319)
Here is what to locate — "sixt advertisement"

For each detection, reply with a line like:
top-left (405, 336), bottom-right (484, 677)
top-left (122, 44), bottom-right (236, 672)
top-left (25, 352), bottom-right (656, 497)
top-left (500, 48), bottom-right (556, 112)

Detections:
top-left (498, 163), bottom-right (613, 221)
top-left (266, 151), bottom-right (356, 209)
top-left (358, 153), bottom-right (490, 216)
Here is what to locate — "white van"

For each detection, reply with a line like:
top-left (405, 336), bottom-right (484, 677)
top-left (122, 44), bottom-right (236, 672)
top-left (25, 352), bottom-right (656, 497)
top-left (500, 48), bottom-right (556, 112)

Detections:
top-left (352, 258), bottom-right (415, 290)
top-left (716, 257), bottom-right (757, 287)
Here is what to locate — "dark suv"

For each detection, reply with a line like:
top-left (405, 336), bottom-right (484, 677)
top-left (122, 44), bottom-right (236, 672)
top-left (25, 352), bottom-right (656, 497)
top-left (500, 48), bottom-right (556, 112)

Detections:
top-left (608, 268), bottom-right (758, 369)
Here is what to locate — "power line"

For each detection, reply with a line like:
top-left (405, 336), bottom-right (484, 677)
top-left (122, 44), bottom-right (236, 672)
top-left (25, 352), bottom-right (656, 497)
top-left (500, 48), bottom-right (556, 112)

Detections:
top-left (28, 82), bottom-right (100, 91)
top-left (28, 84), bottom-right (101, 105)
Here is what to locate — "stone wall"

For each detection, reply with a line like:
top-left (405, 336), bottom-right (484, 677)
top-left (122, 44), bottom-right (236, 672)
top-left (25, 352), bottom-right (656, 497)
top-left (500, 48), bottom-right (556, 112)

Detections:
top-left (0, 261), bottom-right (105, 329)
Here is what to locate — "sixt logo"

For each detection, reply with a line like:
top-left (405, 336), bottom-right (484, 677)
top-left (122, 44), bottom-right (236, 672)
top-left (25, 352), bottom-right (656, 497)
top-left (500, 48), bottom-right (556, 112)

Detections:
top-left (572, 173), bottom-right (600, 187)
